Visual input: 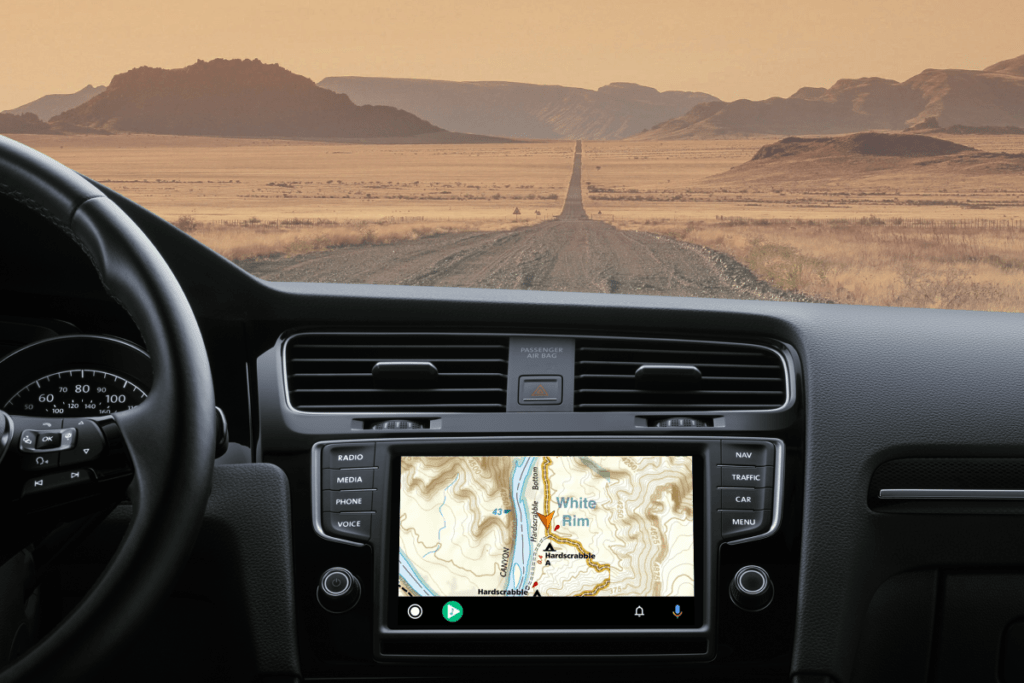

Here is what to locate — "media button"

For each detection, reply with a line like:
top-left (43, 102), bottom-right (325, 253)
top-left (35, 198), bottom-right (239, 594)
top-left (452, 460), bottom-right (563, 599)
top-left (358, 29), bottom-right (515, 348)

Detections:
top-left (323, 468), bottom-right (375, 490)
top-left (323, 512), bottom-right (372, 541)
top-left (321, 443), bottom-right (375, 469)
top-left (720, 466), bottom-right (773, 488)
top-left (322, 489), bottom-right (373, 512)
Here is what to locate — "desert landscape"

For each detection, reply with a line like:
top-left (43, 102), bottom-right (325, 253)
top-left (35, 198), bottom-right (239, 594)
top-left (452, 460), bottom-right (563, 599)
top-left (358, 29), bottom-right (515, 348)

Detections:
top-left (4, 52), bottom-right (1024, 310)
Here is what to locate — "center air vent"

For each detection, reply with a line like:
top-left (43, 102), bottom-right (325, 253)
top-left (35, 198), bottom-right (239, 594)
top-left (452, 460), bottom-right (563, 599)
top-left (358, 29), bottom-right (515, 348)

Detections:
top-left (285, 333), bottom-right (509, 412)
top-left (574, 337), bottom-right (788, 412)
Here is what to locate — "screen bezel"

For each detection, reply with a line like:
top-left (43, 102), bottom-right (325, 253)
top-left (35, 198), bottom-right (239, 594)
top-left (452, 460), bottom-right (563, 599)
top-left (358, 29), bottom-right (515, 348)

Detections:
top-left (378, 437), bottom-right (711, 641)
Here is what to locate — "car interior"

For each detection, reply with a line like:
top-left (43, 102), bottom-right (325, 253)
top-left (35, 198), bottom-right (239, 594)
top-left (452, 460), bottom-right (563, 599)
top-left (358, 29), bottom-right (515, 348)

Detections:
top-left (2, 90), bottom-right (1024, 682)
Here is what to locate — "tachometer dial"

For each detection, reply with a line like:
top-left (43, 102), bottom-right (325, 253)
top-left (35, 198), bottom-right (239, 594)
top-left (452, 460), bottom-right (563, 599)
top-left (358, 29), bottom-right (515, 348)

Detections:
top-left (4, 369), bottom-right (148, 418)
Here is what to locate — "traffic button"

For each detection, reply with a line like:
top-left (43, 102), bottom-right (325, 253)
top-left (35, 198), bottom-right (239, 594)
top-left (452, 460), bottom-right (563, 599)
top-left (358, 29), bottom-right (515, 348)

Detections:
top-left (720, 466), bottom-right (774, 488)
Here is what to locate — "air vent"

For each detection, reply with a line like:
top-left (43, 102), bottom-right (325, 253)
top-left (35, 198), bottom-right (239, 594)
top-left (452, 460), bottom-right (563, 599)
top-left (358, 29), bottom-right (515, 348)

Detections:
top-left (285, 333), bottom-right (509, 412)
top-left (574, 337), bottom-right (788, 412)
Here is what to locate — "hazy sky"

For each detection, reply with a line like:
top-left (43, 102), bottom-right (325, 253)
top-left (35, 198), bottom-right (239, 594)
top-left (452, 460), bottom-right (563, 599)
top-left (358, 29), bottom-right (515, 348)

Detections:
top-left (3, 0), bottom-right (1023, 111)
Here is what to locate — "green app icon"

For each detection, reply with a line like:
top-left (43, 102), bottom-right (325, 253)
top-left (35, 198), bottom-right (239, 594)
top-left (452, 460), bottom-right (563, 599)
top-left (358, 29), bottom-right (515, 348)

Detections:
top-left (442, 600), bottom-right (463, 623)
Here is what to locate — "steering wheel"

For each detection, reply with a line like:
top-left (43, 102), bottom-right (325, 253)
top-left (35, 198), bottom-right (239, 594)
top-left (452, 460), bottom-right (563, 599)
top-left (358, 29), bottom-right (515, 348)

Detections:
top-left (0, 135), bottom-right (216, 681)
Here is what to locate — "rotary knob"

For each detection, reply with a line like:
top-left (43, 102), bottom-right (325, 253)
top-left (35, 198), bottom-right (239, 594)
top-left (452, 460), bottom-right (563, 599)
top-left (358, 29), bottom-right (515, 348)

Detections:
top-left (729, 565), bottom-right (773, 612)
top-left (317, 567), bottom-right (361, 613)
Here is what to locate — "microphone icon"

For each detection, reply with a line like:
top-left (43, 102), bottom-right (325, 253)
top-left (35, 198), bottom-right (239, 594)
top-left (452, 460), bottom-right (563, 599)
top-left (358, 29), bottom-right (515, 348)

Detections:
top-left (672, 604), bottom-right (682, 618)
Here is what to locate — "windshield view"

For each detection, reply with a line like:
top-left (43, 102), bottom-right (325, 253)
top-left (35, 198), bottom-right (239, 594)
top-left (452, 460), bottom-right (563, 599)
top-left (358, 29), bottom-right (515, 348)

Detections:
top-left (3, 1), bottom-right (1023, 311)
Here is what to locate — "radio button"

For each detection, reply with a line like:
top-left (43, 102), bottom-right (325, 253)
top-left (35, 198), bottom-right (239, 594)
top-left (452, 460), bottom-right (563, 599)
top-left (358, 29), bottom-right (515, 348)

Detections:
top-left (720, 466), bottom-right (773, 488)
top-left (323, 512), bottom-right (372, 541)
top-left (722, 441), bottom-right (774, 467)
top-left (322, 490), bottom-right (373, 512)
top-left (721, 511), bottom-right (769, 539)
top-left (323, 468), bottom-right (375, 490)
top-left (321, 444), bottom-right (375, 469)
top-left (717, 487), bottom-right (771, 510)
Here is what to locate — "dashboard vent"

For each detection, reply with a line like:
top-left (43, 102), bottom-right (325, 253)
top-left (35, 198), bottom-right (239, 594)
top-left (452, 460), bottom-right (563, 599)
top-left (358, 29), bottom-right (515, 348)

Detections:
top-left (285, 333), bottom-right (509, 412)
top-left (574, 337), bottom-right (787, 412)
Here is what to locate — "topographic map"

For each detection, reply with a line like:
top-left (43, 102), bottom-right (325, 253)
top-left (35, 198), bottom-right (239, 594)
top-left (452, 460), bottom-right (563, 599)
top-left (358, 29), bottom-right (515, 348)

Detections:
top-left (398, 456), bottom-right (694, 598)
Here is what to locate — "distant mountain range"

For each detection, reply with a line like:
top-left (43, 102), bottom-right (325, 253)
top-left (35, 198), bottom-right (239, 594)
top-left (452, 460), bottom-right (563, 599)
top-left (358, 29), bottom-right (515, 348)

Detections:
top-left (48, 59), bottom-right (445, 139)
top-left (635, 54), bottom-right (1024, 140)
top-left (318, 77), bottom-right (719, 140)
top-left (708, 132), bottom-right (1024, 186)
top-left (2, 85), bottom-right (106, 121)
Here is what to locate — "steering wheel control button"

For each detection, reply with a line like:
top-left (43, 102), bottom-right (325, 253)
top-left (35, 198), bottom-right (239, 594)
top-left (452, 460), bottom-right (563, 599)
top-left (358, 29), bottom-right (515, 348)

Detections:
top-left (323, 512), bottom-right (372, 541)
top-left (323, 468), bottom-right (375, 491)
top-left (721, 441), bottom-right (774, 466)
top-left (35, 431), bottom-right (62, 449)
top-left (518, 376), bottom-right (562, 404)
top-left (321, 443), bottom-right (375, 469)
top-left (322, 490), bottom-right (373, 513)
top-left (317, 567), bottom-right (361, 613)
top-left (729, 565), bottom-right (774, 612)
top-left (720, 466), bottom-right (774, 488)
top-left (59, 419), bottom-right (105, 466)
top-left (717, 487), bottom-right (771, 511)
top-left (19, 430), bottom-right (37, 450)
top-left (721, 511), bottom-right (769, 539)
top-left (22, 468), bottom-right (95, 496)
top-left (21, 451), bottom-right (58, 471)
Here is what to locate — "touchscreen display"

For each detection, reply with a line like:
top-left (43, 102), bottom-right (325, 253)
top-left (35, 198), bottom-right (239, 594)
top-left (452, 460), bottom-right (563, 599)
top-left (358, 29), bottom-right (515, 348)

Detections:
top-left (394, 455), bottom-right (699, 628)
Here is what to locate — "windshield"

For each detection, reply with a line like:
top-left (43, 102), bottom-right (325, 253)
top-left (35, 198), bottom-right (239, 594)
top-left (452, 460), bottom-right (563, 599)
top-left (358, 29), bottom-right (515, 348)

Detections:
top-left (3, 1), bottom-right (1023, 311)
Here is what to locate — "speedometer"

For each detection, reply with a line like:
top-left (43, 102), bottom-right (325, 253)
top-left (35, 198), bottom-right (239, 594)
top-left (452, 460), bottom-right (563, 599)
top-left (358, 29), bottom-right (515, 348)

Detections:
top-left (0, 334), bottom-right (152, 419)
top-left (4, 369), bottom-right (148, 418)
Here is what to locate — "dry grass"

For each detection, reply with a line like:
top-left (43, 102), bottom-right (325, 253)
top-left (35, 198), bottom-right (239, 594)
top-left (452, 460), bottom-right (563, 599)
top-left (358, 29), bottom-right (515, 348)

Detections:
top-left (178, 215), bottom-right (517, 262)
top-left (619, 216), bottom-right (1024, 312)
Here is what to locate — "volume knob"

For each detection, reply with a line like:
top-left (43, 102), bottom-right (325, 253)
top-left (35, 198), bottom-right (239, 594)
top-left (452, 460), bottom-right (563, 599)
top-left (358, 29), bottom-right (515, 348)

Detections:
top-left (317, 567), bottom-right (361, 613)
top-left (729, 565), bottom-right (773, 612)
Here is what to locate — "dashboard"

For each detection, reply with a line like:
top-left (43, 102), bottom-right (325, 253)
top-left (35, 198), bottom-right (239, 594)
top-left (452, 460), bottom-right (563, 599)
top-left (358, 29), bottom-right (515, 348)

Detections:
top-left (3, 170), bottom-right (1024, 683)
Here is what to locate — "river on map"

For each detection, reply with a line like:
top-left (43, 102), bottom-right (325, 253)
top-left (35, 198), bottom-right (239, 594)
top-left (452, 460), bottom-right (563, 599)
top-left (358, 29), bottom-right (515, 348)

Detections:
top-left (508, 456), bottom-right (537, 592)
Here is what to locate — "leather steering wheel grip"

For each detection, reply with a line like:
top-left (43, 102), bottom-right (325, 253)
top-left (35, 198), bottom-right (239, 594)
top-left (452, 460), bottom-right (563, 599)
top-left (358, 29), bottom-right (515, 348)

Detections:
top-left (0, 136), bottom-right (217, 681)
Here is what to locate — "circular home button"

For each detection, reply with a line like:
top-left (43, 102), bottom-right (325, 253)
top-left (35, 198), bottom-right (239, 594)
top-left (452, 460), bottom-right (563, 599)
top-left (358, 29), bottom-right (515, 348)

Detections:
top-left (738, 567), bottom-right (768, 594)
top-left (322, 570), bottom-right (351, 596)
top-left (729, 565), bottom-right (774, 612)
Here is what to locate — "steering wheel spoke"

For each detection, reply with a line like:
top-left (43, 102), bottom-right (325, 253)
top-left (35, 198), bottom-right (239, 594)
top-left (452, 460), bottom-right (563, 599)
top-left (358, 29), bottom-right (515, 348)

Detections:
top-left (0, 411), bottom-right (133, 564)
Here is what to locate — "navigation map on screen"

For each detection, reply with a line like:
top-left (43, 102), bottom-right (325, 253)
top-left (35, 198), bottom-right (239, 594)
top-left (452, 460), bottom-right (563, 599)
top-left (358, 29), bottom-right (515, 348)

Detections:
top-left (398, 456), bottom-right (695, 599)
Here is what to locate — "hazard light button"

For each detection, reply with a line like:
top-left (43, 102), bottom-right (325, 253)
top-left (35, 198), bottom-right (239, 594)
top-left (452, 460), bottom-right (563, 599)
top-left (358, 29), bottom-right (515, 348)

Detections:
top-left (518, 376), bottom-right (562, 405)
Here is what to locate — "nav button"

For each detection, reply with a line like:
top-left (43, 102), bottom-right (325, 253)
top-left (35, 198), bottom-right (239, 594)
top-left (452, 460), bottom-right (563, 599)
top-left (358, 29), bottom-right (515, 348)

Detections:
top-left (323, 512), bottom-right (372, 541)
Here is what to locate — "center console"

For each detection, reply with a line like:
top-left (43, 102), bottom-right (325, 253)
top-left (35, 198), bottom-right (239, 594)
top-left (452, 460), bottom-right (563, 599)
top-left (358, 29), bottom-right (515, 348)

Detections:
top-left (257, 331), bottom-right (802, 677)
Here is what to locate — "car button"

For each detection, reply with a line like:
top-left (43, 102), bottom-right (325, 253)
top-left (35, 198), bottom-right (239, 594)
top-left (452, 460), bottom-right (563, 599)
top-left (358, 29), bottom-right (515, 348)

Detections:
top-left (322, 512), bottom-right (372, 541)
top-left (322, 468), bottom-right (375, 490)
top-left (721, 441), bottom-right (774, 467)
top-left (717, 487), bottom-right (772, 510)
top-left (321, 443), bottom-right (375, 469)
top-left (720, 466), bottom-right (774, 488)
top-left (721, 511), bottom-right (769, 539)
top-left (322, 489), bottom-right (373, 512)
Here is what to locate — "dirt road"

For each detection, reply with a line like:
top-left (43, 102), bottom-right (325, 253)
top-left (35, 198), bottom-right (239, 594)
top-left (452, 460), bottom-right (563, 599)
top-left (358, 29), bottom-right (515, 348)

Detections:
top-left (244, 143), bottom-right (798, 301)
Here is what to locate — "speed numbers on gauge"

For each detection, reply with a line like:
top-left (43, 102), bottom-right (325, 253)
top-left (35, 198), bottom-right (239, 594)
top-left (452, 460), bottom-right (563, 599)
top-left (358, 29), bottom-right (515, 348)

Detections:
top-left (3, 369), bottom-right (148, 418)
